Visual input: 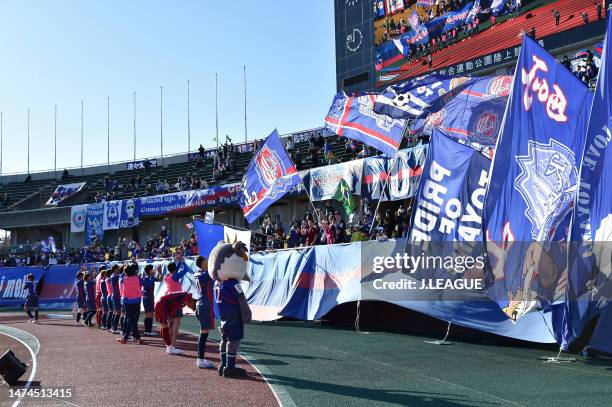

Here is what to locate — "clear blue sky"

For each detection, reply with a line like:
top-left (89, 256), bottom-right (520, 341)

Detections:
top-left (0, 1), bottom-right (336, 175)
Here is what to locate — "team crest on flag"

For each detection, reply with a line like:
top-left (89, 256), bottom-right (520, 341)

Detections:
top-left (487, 76), bottom-right (512, 98)
top-left (473, 111), bottom-right (499, 139)
top-left (514, 139), bottom-right (577, 241)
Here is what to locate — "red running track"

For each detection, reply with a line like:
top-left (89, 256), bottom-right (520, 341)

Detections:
top-left (0, 315), bottom-right (278, 407)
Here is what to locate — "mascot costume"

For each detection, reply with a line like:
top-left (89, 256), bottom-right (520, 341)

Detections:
top-left (208, 241), bottom-right (252, 378)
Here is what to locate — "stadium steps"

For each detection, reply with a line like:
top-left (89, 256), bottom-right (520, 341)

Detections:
top-left (390, 0), bottom-right (600, 80)
top-left (0, 133), bottom-right (366, 212)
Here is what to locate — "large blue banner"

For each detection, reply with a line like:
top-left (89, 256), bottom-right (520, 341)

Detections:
top-left (435, 76), bottom-right (512, 146)
top-left (408, 76), bottom-right (511, 147)
top-left (567, 14), bottom-right (612, 347)
top-left (240, 130), bottom-right (301, 224)
top-left (484, 36), bottom-right (592, 325)
top-left (410, 130), bottom-right (490, 243)
top-left (325, 93), bottom-right (407, 157)
top-left (246, 243), bottom-right (361, 321)
top-left (0, 267), bottom-right (47, 307)
top-left (85, 203), bottom-right (104, 245)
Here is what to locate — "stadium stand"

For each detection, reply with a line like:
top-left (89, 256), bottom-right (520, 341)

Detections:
top-left (381, 0), bottom-right (603, 82)
top-left (0, 130), bottom-right (362, 213)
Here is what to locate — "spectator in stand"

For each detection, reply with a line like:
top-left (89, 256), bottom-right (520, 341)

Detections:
top-left (552, 9), bottom-right (560, 26)
top-left (334, 211), bottom-right (347, 243)
top-left (357, 145), bottom-right (371, 159)
top-left (198, 144), bottom-right (205, 158)
top-left (561, 55), bottom-right (571, 70)
top-left (293, 148), bottom-right (303, 170)
top-left (345, 139), bottom-right (358, 159)
top-left (427, 53), bottom-right (433, 70)
top-left (309, 138), bottom-right (319, 167)
top-left (327, 151), bottom-right (339, 165)
top-left (581, 12), bottom-right (589, 25)
top-left (528, 26), bottom-right (536, 39)
top-left (155, 179), bottom-right (166, 194)
top-left (61, 169), bottom-right (70, 181)
top-left (305, 219), bottom-right (319, 246)
top-left (285, 137), bottom-right (294, 155)
top-left (597, 2), bottom-right (603, 20)
top-left (287, 223), bottom-right (300, 248)
top-left (319, 214), bottom-right (336, 245)
top-left (323, 139), bottom-right (331, 162)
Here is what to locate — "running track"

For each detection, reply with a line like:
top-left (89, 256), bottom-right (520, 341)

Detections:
top-left (0, 315), bottom-right (277, 407)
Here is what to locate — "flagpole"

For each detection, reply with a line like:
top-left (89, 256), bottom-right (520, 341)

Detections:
top-left (27, 108), bottom-right (30, 175)
top-left (0, 112), bottom-right (3, 182)
top-left (160, 86), bottom-right (164, 165)
top-left (369, 151), bottom-right (401, 234)
top-left (187, 80), bottom-right (191, 153)
top-left (215, 73), bottom-right (219, 149)
top-left (243, 65), bottom-right (248, 143)
top-left (54, 105), bottom-right (57, 179)
top-left (133, 91), bottom-right (136, 161)
top-left (80, 101), bottom-right (84, 174)
top-left (107, 96), bottom-right (110, 169)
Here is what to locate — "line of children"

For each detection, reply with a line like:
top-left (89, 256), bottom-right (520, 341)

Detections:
top-left (64, 252), bottom-right (235, 375)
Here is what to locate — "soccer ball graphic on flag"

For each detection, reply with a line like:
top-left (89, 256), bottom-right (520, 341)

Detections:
top-left (392, 93), bottom-right (411, 107)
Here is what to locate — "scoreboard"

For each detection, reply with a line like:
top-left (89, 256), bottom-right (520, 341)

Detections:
top-left (334, 0), bottom-right (376, 94)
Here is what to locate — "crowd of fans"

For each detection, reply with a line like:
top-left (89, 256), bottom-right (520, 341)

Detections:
top-left (251, 198), bottom-right (413, 252)
top-left (561, 50), bottom-right (599, 89)
top-left (0, 226), bottom-right (201, 267)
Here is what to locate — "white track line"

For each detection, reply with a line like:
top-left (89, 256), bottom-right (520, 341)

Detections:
top-left (0, 328), bottom-right (38, 407)
top-left (178, 329), bottom-right (294, 407)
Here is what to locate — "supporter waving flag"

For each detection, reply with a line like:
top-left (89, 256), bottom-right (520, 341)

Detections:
top-left (325, 92), bottom-right (407, 157)
top-left (240, 129), bottom-right (301, 224)
top-left (483, 35), bottom-right (592, 325)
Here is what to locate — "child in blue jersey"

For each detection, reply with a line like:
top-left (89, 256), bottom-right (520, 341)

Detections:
top-left (141, 263), bottom-right (161, 336)
top-left (195, 256), bottom-right (216, 369)
top-left (99, 269), bottom-right (109, 330)
top-left (83, 273), bottom-right (96, 327)
top-left (75, 270), bottom-right (86, 325)
top-left (23, 273), bottom-right (39, 323)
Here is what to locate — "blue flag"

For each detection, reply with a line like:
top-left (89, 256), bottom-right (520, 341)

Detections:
top-left (484, 35), bottom-right (592, 324)
top-left (433, 76), bottom-right (512, 146)
top-left (567, 14), bottom-right (612, 347)
top-left (374, 75), bottom-right (477, 119)
top-left (85, 203), bottom-right (104, 245)
top-left (240, 129), bottom-right (301, 224)
top-left (410, 129), bottom-right (490, 243)
top-left (325, 93), bottom-right (407, 157)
